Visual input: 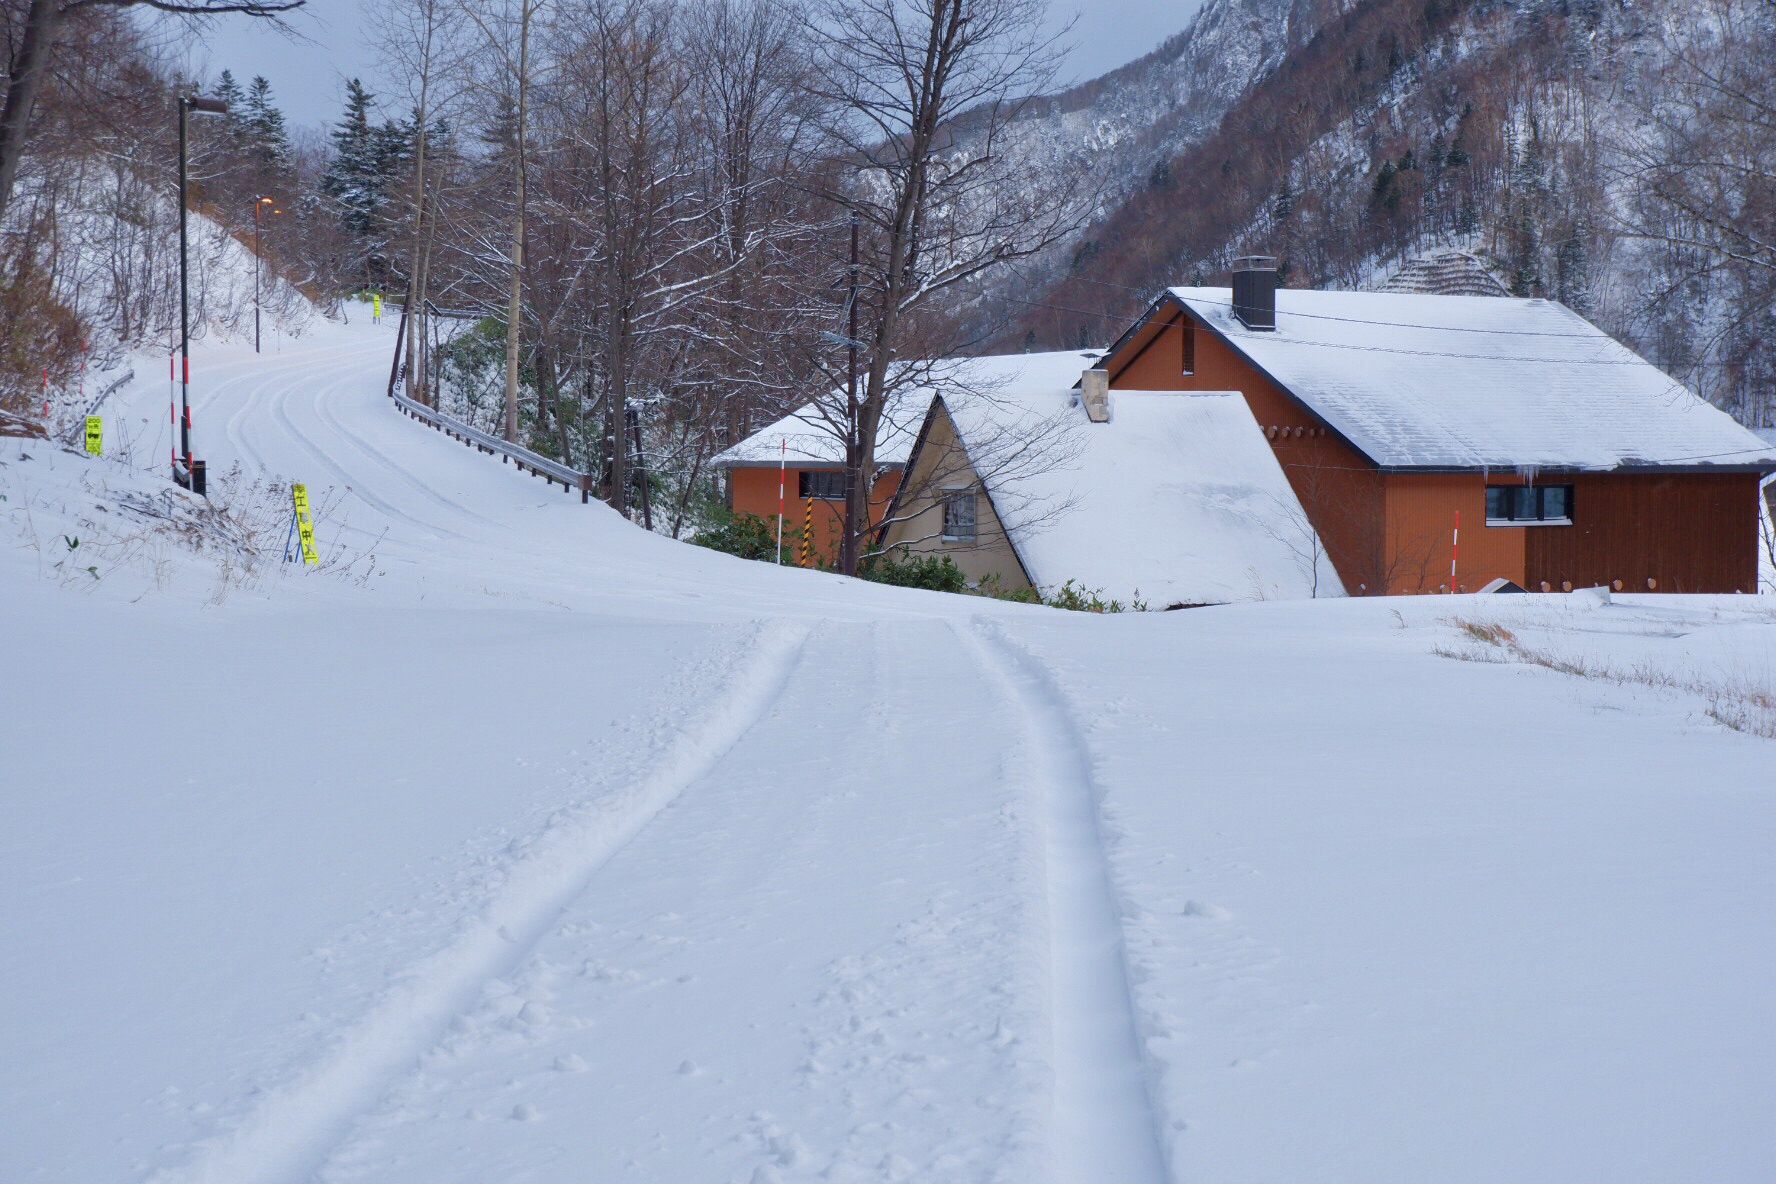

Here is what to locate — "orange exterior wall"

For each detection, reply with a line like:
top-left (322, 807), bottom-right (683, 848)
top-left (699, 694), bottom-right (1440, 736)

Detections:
top-left (728, 465), bottom-right (901, 567)
top-left (1382, 473), bottom-right (1524, 594)
top-left (1110, 314), bottom-right (1388, 590)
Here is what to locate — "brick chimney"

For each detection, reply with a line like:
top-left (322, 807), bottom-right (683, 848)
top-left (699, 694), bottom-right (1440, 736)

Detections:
top-left (1232, 256), bottom-right (1278, 331)
top-left (1081, 368), bottom-right (1110, 422)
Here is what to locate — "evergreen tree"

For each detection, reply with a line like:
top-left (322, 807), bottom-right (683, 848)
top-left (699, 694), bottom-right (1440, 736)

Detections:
top-left (244, 76), bottom-right (292, 173)
top-left (322, 79), bottom-right (385, 240)
top-left (214, 69), bottom-right (245, 112)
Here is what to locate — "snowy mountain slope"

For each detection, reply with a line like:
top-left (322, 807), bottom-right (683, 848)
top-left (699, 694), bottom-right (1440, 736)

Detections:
top-left (4, 320), bottom-right (1776, 1183)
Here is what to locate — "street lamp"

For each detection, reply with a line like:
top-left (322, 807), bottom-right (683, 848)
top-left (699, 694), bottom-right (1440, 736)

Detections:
top-left (253, 196), bottom-right (273, 353)
top-left (176, 93), bottom-right (228, 495)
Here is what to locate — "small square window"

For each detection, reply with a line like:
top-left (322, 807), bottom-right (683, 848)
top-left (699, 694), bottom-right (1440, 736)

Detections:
top-left (942, 490), bottom-right (977, 541)
top-left (799, 470), bottom-right (845, 500)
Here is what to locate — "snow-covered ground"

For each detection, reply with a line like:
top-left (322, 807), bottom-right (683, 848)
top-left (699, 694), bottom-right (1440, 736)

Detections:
top-left (4, 317), bottom-right (1775, 1184)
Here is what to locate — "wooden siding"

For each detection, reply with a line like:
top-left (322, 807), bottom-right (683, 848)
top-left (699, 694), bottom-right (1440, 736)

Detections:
top-left (1382, 473), bottom-right (1523, 593)
top-left (729, 465), bottom-right (900, 567)
top-left (1523, 472), bottom-right (1762, 594)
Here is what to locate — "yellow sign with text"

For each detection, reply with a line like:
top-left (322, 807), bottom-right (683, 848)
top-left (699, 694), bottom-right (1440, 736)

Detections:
top-left (84, 416), bottom-right (101, 455)
top-left (291, 483), bottom-right (318, 565)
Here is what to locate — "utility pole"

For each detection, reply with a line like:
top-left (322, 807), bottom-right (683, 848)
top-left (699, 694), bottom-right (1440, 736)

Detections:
top-left (177, 94), bottom-right (228, 495)
top-left (842, 209), bottom-right (861, 572)
top-left (253, 197), bottom-right (272, 353)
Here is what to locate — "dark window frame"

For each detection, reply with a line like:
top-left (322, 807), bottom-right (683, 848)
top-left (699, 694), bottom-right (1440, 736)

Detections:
top-left (941, 488), bottom-right (978, 542)
top-left (1181, 316), bottom-right (1196, 375)
top-left (1485, 483), bottom-right (1574, 525)
top-left (798, 470), bottom-right (846, 501)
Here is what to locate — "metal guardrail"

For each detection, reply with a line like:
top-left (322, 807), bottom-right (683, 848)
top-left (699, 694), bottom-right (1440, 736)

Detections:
top-left (88, 369), bottom-right (135, 415)
top-left (391, 388), bottom-right (594, 503)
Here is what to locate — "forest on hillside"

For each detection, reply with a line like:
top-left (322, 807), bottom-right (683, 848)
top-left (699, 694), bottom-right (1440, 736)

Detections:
top-left (993, 0), bottom-right (1776, 430)
top-left (1, 0), bottom-right (1095, 571)
top-left (3, 0), bottom-right (1771, 554)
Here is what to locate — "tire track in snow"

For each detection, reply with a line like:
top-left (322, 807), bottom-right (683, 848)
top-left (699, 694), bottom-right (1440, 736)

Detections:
top-left (308, 377), bottom-right (505, 528)
top-left (203, 338), bottom-right (485, 543)
top-left (150, 619), bottom-right (811, 1184)
top-left (961, 620), bottom-right (1171, 1184)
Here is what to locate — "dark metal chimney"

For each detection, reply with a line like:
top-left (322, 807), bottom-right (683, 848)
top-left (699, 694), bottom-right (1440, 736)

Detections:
top-left (1231, 255), bottom-right (1278, 331)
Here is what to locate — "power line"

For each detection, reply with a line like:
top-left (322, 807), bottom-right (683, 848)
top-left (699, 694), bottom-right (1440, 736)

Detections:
top-left (992, 292), bottom-right (1755, 368)
top-left (1038, 275), bottom-right (1759, 353)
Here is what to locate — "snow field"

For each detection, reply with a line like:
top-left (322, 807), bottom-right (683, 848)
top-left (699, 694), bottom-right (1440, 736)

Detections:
top-left (308, 619), bottom-right (1059, 1183)
top-left (150, 620), bottom-right (811, 1184)
top-left (1016, 597), bottom-right (1776, 1184)
top-left (5, 315), bottom-right (1776, 1183)
top-left (962, 622), bottom-right (1169, 1183)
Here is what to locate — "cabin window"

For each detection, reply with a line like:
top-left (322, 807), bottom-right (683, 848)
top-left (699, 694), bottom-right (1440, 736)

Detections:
top-left (799, 470), bottom-right (846, 500)
top-left (1486, 484), bottom-right (1573, 525)
top-left (1181, 317), bottom-right (1196, 375)
top-left (942, 490), bottom-right (978, 541)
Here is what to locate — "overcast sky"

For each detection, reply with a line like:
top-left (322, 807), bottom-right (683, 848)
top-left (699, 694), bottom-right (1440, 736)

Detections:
top-left (164, 0), bottom-right (1202, 133)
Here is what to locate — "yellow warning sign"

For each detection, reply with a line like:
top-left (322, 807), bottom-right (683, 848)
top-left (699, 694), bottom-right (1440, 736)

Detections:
top-left (372, 293), bottom-right (382, 319)
top-left (291, 482), bottom-right (318, 565)
top-left (84, 416), bottom-right (101, 455)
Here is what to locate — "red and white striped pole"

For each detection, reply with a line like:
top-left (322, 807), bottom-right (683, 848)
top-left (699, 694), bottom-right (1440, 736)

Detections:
top-left (169, 352), bottom-right (178, 471)
top-left (1449, 509), bottom-right (1460, 593)
top-left (776, 438), bottom-right (787, 565)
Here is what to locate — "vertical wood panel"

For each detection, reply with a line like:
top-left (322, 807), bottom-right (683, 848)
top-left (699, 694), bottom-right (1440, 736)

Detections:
top-left (1525, 472), bottom-right (1761, 593)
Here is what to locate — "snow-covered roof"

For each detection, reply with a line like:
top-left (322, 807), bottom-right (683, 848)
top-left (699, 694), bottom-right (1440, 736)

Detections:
top-left (940, 379), bottom-right (1340, 605)
top-left (1164, 287), bottom-right (1776, 472)
top-left (712, 392), bottom-right (923, 470)
top-left (711, 352), bottom-right (1103, 470)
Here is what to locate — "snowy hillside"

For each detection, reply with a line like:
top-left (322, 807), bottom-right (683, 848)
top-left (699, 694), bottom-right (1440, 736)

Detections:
top-left (5, 320), bottom-right (1776, 1183)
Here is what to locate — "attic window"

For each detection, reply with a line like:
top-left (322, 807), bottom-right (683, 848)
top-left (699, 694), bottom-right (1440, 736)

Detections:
top-left (942, 490), bottom-right (978, 542)
top-left (799, 470), bottom-right (845, 500)
top-left (1181, 317), bottom-right (1196, 375)
top-left (1486, 484), bottom-right (1573, 525)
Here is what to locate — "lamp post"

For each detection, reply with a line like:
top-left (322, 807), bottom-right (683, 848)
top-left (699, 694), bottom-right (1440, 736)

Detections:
top-left (253, 196), bottom-right (273, 353)
top-left (176, 93), bottom-right (228, 495)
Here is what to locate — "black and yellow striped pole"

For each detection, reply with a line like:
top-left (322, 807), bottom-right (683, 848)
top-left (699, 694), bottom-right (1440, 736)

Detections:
top-left (800, 497), bottom-right (815, 567)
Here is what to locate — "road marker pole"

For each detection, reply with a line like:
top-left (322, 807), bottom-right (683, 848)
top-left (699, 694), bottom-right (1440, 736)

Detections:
top-left (801, 496), bottom-right (815, 567)
top-left (776, 438), bottom-right (787, 564)
top-left (1450, 509), bottom-right (1460, 593)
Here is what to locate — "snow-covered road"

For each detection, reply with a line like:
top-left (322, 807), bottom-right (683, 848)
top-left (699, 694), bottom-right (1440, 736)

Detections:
top-left (5, 318), bottom-right (1775, 1183)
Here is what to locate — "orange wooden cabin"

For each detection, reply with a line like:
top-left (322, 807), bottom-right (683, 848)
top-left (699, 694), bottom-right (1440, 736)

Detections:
top-left (711, 399), bottom-right (919, 567)
top-left (1095, 260), bottom-right (1776, 595)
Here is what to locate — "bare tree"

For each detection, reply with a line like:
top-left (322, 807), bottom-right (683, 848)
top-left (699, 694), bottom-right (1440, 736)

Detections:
top-left (454, 0), bottom-right (545, 441)
top-left (804, 0), bottom-right (1088, 574)
top-left (373, 0), bottom-right (470, 407)
top-left (0, 0), bottom-right (303, 222)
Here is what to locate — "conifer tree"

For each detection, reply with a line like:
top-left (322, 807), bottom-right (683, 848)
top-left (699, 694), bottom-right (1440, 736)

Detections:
top-left (322, 79), bottom-right (385, 241)
top-left (244, 76), bottom-right (292, 173)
